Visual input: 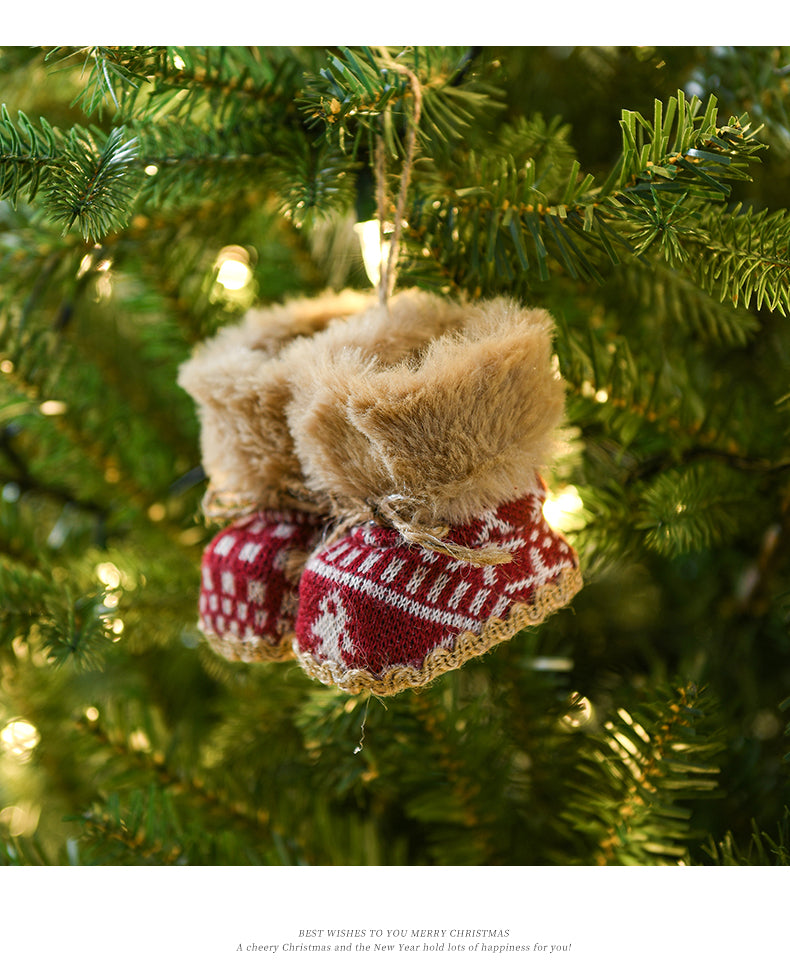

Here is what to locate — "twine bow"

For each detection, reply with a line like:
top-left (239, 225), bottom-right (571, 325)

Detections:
top-left (327, 493), bottom-right (513, 567)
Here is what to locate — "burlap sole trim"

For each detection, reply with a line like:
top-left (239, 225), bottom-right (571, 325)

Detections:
top-left (199, 622), bottom-right (295, 663)
top-left (291, 564), bottom-right (583, 696)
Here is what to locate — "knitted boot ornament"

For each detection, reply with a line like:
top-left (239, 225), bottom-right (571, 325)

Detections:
top-left (286, 295), bottom-right (583, 695)
top-left (179, 289), bottom-right (471, 663)
top-left (178, 290), bottom-right (372, 662)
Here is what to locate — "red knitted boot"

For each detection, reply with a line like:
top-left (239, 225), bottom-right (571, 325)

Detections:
top-left (286, 296), bottom-right (582, 694)
top-left (294, 483), bottom-right (580, 692)
top-left (180, 290), bottom-right (470, 663)
top-left (179, 291), bottom-right (371, 662)
top-left (198, 509), bottom-right (322, 662)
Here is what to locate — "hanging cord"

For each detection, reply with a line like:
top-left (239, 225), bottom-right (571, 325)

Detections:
top-left (374, 56), bottom-right (423, 305)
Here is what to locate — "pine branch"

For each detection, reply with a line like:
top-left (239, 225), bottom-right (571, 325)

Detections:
top-left (48, 46), bottom-right (309, 123)
top-left (685, 203), bottom-right (790, 313)
top-left (635, 463), bottom-right (755, 557)
top-left (45, 126), bottom-right (140, 240)
top-left (564, 683), bottom-right (723, 865)
top-left (301, 46), bottom-right (499, 154)
top-left (0, 109), bottom-right (141, 240)
top-left (700, 808), bottom-right (790, 865)
top-left (405, 92), bottom-right (770, 298)
top-left (609, 261), bottom-right (762, 348)
top-left (688, 46), bottom-right (790, 151)
top-left (0, 555), bottom-right (118, 669)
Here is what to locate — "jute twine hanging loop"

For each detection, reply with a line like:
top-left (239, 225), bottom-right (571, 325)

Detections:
top-left (374, 55), bottom-right (423, 306)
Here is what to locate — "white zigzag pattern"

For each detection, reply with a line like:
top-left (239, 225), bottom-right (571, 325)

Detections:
top-left (306, 558), bottom-right (489, 630)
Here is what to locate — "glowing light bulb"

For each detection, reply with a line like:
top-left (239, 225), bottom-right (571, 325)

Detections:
top-left (96, 562), bottom-right (122, 589)
top-left (215, 245), bottom-right (252, 291)
top-left (40, 400), bottom-right (68, 416)
top-left (562, 695), bottom-right (594, 728)
top-left (129, 729), bottom-right (151, 752)
top-left (1, 719), bottom-right (40, 761)
top-left (543, 485), bottom-right (585, 532)
top-left (354, 219), bottom-right (390, 287)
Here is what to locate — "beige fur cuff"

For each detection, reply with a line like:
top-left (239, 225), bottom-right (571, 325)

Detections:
top-left (177, 290), bottom-right (373, 515)
top-left (286, 295), bottom-right (565, 526)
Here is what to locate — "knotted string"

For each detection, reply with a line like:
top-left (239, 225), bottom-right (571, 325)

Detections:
top-left (324, 493), bottom-right (513, 567)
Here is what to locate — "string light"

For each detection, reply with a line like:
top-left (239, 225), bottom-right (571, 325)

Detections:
top-left (40, 400), bottom-right (68, 416)
top-left (129, 729), bottom-right (152, 752)
top-left (0, 804), bottom-right (40, 837)
top-left (96, 562), bottom-right (122, 589)
top-left (353, 219), bottom-right (391, 288)
top-left (562, 695), bottom-right (594, 728)
top-left (542, 485), bottom-right (585, 532)
top-left (1, 719), bottom-right (40, 762)
top-left (215, 245), bottom-right (252, 291)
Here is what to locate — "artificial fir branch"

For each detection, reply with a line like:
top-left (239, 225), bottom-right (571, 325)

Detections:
top-left (701, 808), bottom-right (790, 865)
top-left (565, 683), bottom-right (723, 865)
top-left (403, 92), bottom-right (771, 300)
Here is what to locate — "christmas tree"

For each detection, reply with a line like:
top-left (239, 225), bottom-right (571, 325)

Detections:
top-left (1, 43), bottom-right (789, 875)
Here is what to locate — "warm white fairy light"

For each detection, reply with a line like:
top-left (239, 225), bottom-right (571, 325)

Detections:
top-left (542, 485), bottom-right (585, 532)
top-left (0, 803), bottom-right (41, 837)
top-left (129, 729), bottom-right (151, 752)
top-left (39, 400), bottom-right (68, 416)
top-left (2, 483), bottom-right (20, 502)
top-left (562, 695), bottom-right (594, 728)
top-left (77, 252), bottom-right (94, 278)
top-left (581, 380), bottom-right (610, 403)
top-left (528, 656), bottom-right (574, 672)
top-left (215, 245), bottom-right (252, 291)
top-left (1, 719), bottom-right (40, 762)
top-left (354, 219), bottom-right (391, 287)
top-left (96, 562), bottom-right (122, 589)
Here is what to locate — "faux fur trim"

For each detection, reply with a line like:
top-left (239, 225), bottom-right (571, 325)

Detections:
top-left (283, 289), bottom-right (472, 514)
top-left (177, 290), bottom-right (373, 512)
top-left (287, 295), bottom-right (566, 525)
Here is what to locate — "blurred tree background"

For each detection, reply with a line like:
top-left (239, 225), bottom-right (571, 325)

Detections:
top-left (1, 45), bottom-right (789, 866)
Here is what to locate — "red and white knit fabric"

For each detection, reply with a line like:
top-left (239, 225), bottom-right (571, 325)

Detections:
top-left (199, 510), bottom-right (324, 662)
top-left (292, 480), bottom-right (582, 694)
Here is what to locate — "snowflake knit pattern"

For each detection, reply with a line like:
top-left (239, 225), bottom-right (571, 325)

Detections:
top-left (199, 509), bottom-right (324, 662)
top-left (292, 479), bottom-right (582, 694)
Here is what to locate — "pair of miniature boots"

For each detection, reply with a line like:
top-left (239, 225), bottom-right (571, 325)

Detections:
top-left (179, 289), bottom-right (582, 694)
